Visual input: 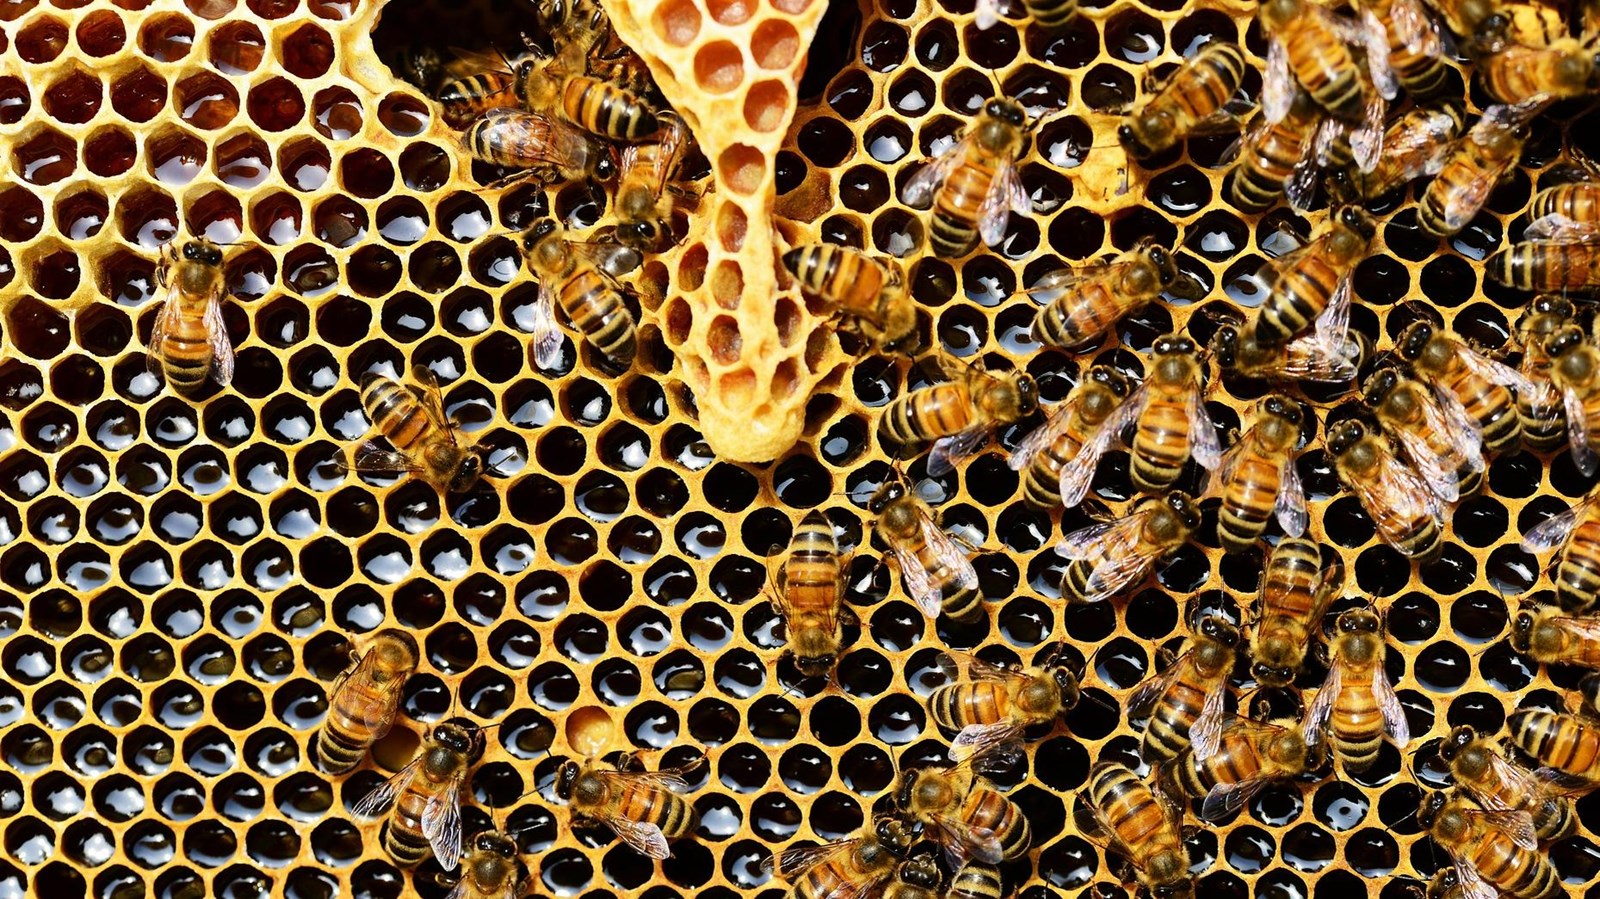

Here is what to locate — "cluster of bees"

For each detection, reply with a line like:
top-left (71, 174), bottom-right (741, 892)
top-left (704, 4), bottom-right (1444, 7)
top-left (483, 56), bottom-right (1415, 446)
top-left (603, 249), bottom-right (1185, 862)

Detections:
top-left (110, 0), bottom-right (1600, 892)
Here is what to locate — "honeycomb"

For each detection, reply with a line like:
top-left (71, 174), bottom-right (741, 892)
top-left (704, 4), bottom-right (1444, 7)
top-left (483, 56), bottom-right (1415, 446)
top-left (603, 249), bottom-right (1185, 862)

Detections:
top-left (2, 0), bottom-right (1600, 895)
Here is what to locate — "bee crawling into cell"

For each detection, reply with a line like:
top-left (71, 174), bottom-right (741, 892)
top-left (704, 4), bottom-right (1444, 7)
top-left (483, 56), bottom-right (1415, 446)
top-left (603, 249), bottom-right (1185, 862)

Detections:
top-left (1419, 97), bottom-right (1549, 237)
top-left (147, 236), bottom-right (234, 398)
top-left (1076, 762), bottom-right (1195, 899)
top-left (1129, 613), bottom-right (1239, 765)
top-left (1326, 419), bottom-right (1446, 561)
top-left (1506, 672), bottom-right (1600, 787)
top-left (1167, 714), bottom-right (1311, 821)
top-left (1519, 481), bottom-right (1600, 613)
top-left (447, 828), bottom-right (523, 899)
top-left (340, 365), bottom-right (500, 495)
top-left (1258, 0), bottom-right (1395, 172)
top-left (1249, 539), bottom-right (1344, 688)
top-left (1534, 324), bottom-right (1600, 476)
top-left (784, 243), bottom-right (918, 354)
top-left (608, 110), bottom-right (697, 253)
top-left (902, 96), bottom-right (1033, 259)
top-left (555, 755), bottom-right (702, 859)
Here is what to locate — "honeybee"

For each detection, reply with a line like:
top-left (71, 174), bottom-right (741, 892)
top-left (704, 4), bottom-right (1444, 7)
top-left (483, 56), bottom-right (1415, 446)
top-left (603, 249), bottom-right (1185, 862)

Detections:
top-left (868, 469), bottom-right (982, 621)
top-left (1514, 295), bottom-right (1575, 451)
top-left (1130, 615), bottom-right (1240, 765)
top-left (784, 244), bottom-right (916, 353)
top-left (1424, 868), bottom-right (1466, 899)
top-left (612, 111), bottom-right (691, 252)
top-left (1531, 178), bottom-right (1600, 224)
top-left (1475, 26), bottom-right (1597, 105)
top-left (1168, 716), bottom-right (1311, 821)
top-left (1326, 419), bottom-right (1446, 561)
top-left (1488, 214), bottom-right (1600, 293)
top-left (390, 43), bottom-right (447, 94)
top-left (1513, 605), bottom-right (1600, 669)
top-left (1330, 104), bottom-right (1462, 201)
top-left (948, 861), bottom-right (1003, 899)
top-left (1208, 395), bottom-right (1308, 553)
top-left (449, 830), bottom-right (520, 899)
top-left (149, 237), bottom-right (233, 397)
top-left (352, 722), bottom-right (476, 869)
top-left (1027, 241), bottom-right (1201, 351)
top-left (903, 97), bottom-right (1031, 258)
top-left (463, 108), bottom-right (616, 184)
top-left (1076, 762), bottom-right (1194, 899)
top-left (1354, 0), bottom-right (1447, 98)
top-left (1117, 43), bottom-right (1248, 161)
top-left (882, 855), bottom-right (942, 899)
top-left (1007, 365), bottom-right (1134, 510)
top-left (1437, 725), bottom-right (1575, 842)
top-left (518, 216), bottom-right (642, 371)
top-left (766, 818), bottom-right (917, 899)
top-left (315, 630), bottom-right (419, 775)
top-left (1121, 334), bottom-right (1222, 493)
top-left (1253, 207), bottom-right (1376, 345)
top-left (1418, 0), bottom-right (1502, 39)
top-left (897, 743), bottom-right (1031, 864)
top-left (1209, 319), bottom-right (1362, 384)
top-left (1507, 692), bottom-right (1600, 784)
top-left (770, 510), bottom-right (852, 679)
top-left (1519, 484), bottom-right (1600, 613)
top-left (1301, 607), bottom-right (1410, 774)
top-left (346, 367), bottom-right (492, 494)
top-left (1419, 99), bottom-right (1545, 237)
top-left (882, 358), bottom-right (1039, 476)
top-left (510, 48), bottom-right (660, 142)
top-left (1056, 492), bottom-right (1201, 604)
top-left (1418, 791), bottom-right (1564, 899)
top-left (1542, 324), bottom-right (1600, 476)
top-left (1397, 320), bottom-right (1536, 457)
top-left (928, 648), bottom-right (1080, 760)
top-left (1249, 538), bottom-right (1344, 688)
top-left (439, 69), bottom-right (517, 127)
top-left (1259, 0), bottom-right (1391, 169)
top-left (1225, 89), bottom-right (1332, 213)
top-left (554, 757), bottom-right (699, 859)
top-left (1360, 366), bottom-right (1485, 503)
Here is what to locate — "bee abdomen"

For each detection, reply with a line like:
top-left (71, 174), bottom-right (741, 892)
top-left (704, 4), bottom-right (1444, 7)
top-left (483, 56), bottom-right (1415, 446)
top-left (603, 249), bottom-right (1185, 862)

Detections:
top-left (950, 863), bottom-right (1003, 899)
top-left (1390, 49), bottom-right (1449, 98)
top-left (1228, 151), bottom-right (1292, 213)
top-left (563, 77), bottom-right (659, 141)
top-left (1258, 255), bottom-right (1338, 342)
top-left (929, 163), bottom-right (993, 258)
top-left (1291, 31), bottom-right (1362, 119)
top-left (940, 579), bottom-right (984, 622)
top-left (1022, 0), bottom-right (1076, 29)
top-left (1556, 548), bottom-right (1600, 612)
top-left (363, 382), bottom-right (430, 450)
top-left (382, 822), bottom-right (433, 867)
top-left (1142, 683), bottom-right (1204, 763)
top-left (314, 725), bottom-right (370, 775)
top-left (561, 274), bottom-right (637, 366)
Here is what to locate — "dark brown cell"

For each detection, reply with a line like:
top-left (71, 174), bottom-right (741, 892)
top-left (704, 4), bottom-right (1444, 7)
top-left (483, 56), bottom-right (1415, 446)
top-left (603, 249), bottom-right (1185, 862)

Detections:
top-left (16, 15), bottom-right (68, 63)
top-left (246, 77), bottom-right (305, 132)
top-left (137, 12), bottom-right (194, 61)
top-left (74, 10), bottom-right (125, 56)
top-left (173, 71), bottom-right (239, 129)
top-left (208, 20), bottom-right (265, 73)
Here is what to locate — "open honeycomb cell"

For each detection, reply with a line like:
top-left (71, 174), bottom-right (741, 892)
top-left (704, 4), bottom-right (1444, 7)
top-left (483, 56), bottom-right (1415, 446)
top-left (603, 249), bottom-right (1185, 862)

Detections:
top-left (2, 0), bottom-right (1600, 895)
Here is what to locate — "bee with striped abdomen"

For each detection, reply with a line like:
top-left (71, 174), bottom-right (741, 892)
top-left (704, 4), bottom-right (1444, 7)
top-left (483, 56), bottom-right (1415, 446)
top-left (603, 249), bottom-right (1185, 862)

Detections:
top-left (1122, 334), bottom-right (1222, 493)
top-left (1301, 607), bottom-right (1410, 774)
top-left (1512, 604), bottom-right (1600, 669)
top-left (518, 216), bottom-right (642, 371)
top-left (511, 48), bottom-right (660, 142)
top-left (345, 367), bottom-right (492, 495)
top-left (1513, 295), bottom-right (1574, 451)
top-left (929, 648), bottom-right (1080, 760)
top-left (1253, 207), bottom-right (1376, 345)
top-left (148, 237), bottom-right (233, 398)
top-left (1520, 483), bottom-right (1600, 613)
top-left (449, 830), bottom-right (520, 899)
top-left (1397, 320), bottom-right (1536, 456)
top-left (1507, 681), bottom-right (1600, 785)
top-left (1007, 365), bottom-right (1134, 511)
top-left (1129, 614), bottom-right (1239, 765)
top-left (868, 469), bottom-right (982, 622)
top-left (612, 111), bottom-right (692, 253)
top-left (767, 818), bottom-right (917, 899)
top-left (315, 630), bottom-right (418, 775)
top-left (1077, 762), bottom-right (1194, 899)
top-left (1353, 0), bottom-right (1448, 97)
top-left (883, 855), bottom-right (943, 899)
top-left (1360, 366), bottom-right (1486, 503)
top-left (1475, 25), bottom-right (1597, 105)
top-left (1259, 0), bottom-right (1391, 170)
top-left (439, 68), bottom-right (517, 127)
top-left (463, 108), bottom-right (616, 184)
top-left (1208, 395), bottom-right (1309, 553)
top-left (1210, 320), bottom-right (1363, 384)
top-left (555, 757), bottom-right (700, 859)
top-left (1541, 324), bottom-right (1600, 476)
top-left (1488, 214), bottom-right (1600, 293)
top-left (1329, 103), bottom-right (1462, 201)
top-left (1118, 43), bottom-right (1248, 161)
top-left (1419, 0), bottom-right (1502, 40)
top-left (882, 357), bottom-right (1039, 476)
top-left (1437, 725), bottom-right (1576, 843)
top-left (1169, 716), bottom-right (1311, 821)
top-left (1027, 241), bottom-right (1202, 351)
top-left (1224, 89), bottom-right (1331, 212)
top-left (1419, 99), bottom-right (1544, 237)
top-left (1418, 791), bottom-right (1564, 899)
top-left (769, 510), bottom-right (852, 679)
top-left (1249, 539), bottom-right (1343, 688)
top-left (784, 243), bottom-right (916, 353)
top-left (352, 721), bottom-right (476, 869)
top-left (1531, 177), bottom-right (1600, 223)
top-left (948, 861), bottom-right (1002, 899)
top-left (1327, 419), bottom-right (1446, 561)
top-left (897, 742), bottom-right (1031, 864)
top-left (903, 97), bottom-right (1031, 258)
top-left (1057, 492), bottom-right (1201, 604)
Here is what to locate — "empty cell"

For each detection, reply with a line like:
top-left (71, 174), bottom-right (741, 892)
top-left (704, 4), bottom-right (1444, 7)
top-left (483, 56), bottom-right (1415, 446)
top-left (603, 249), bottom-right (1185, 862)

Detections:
top-left (41, 70), bottom-right (103, 124)
top-left (0, 77), bottom-right (29, 124)
top-left (277, 137), bottom-right (330, 191)
top-left (208, 21), bottom-right (265, 74)
top-left (137, 13), bottom-right (193, 61)
top-left (17, 16), bottom-right (68, 63)
top-left (54, 190), bottom-right (108, 240)
top-left (74, 10), bottom-right (125, 56)
top-left (173, 72), bottom-right (239, 129)
top-left (246, 77), bottom-right (306, 131)
top-left (0, 188), bottom-right (45, 242)
top-left (342, 148), bottom-right (396, 198)
top-left (377, 92), bottom-right (429, 136)
top-left (144, 127), bottom-right (206, 185)
top-left (13, 129), bottom-right (76, 186)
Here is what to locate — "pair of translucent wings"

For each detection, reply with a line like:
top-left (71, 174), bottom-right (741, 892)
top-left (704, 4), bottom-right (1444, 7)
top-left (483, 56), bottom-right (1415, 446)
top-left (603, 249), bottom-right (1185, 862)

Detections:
top-left (1192, 718), bottom-right (1302, 821)
top-left (1209, 419), bottom-right (1309, 539)
top-left (352, 756), bottom-right (466, 871)
top-left (343, 366), bottom-right (459, 478)
top-left (1300, 648), bottom-right (1411, 760)
top-left (1007, 373), bottom-right (1145, 510)
top-left (526, 239), bottom-right (643, 369)
top-left (148, 259), bottom-right (235, 388)
top-left (1346, 445), bottom-right (1447, 554)
top-left (1522, 493), bottom-right (1600, 554)
top-left (1383, 375), bottom-right (1484, 506)
top-left (1439, 808), bottom-right (1541, 899)
top-left (1426, 99), bottom-right (1549, 233)
top-left (762, 834), bottom-right (897, 899)
top-left (1129, 650), bottom-right (1231, 763)
top-left (582, 766), bottom-right (693, 859)
top-left (917, 743), bottom-right (1026, 864)
top-left (328, 646), bottom-right (405, 736)
top-left (1053, 496), bottom-right (1193, 604)
top-left (892, 504), bottom-right (980, 620)
top-left (937, 652), bottom-right (1055, 761)
top-left (903, 127), bottom-right (1030, 250)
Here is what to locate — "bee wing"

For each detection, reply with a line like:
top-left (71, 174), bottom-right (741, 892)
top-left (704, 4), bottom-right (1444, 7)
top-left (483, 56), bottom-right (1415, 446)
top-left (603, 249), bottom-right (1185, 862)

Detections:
top-left (1278, 331), bottom-right (1361, 382)
top-left (1054, 514), bottom-right (1137, 562)
top-left (1372, 662), bottom-right (1410, 747)
top-left (1275, 455), bottom-right (1309, 538)
top-left (1565, 387), bottom-right (1598, 476)
top-left (950, 722), bottom-right (1029, 762)
top-left (1456, 342), bottom-right (1538, 395)
top-left (1284, 143), bottom-right (1323, 211)
top-left (410, 363), bottom-right (453, 437)
top-left (1392, 111), bottom-right (1459, 179)
top-left (1534, 765), bottom-right (1598, 795)
top-left (351, 757), bottom-right (421, 818)
top-left (974, 0), bottom-right (1000, 30)
top-left (1200, 774), bottom-right (1270, 821)
top-left (915, 514), bottom-right (980, 617)
top-left (1312, 276), bottom-right (1353, 347)
top-left (445, 878), bottom-right (473, 899)
top-left (928, 426), bottom-right (993, 477)
top-left (946, 651), bottom-right (1030, 685)
top-left (1188, 389), bottom-right (1222, 472)
top-left (1479, 753), bottom-right (1546, 809)
top-left (1008, 401), bottom-right (1078, 473)
top-left (204, 292), bottom-right (235, 387)
top-left (1300, 659), bottom-right (1341, 759)
top-left (1438, 168), bottom-right (1496, 234)
top-left (570, 240), bottom-right (644, 280)
top-left (333, 651), bottom-right (403, 735)
top-left (1022, 262), bottom-right (1126, 306)
top-left (1449, 856), bottom-right (1503, 899)
top-left (977, 158), bottom-right (1028, 248)
top-left (609, 817), bottom-right (671, 860)
top-left (146, 293), bottom-right (175, 375)
top-left (422, 775), bottom-right (465, 870)
top-left (1523, 213), bottom-right (1600, 245)
top-left (1390, 425), bottom-right (1460, 504)
top-left (1477, 809), bottom-right (1538, 850)
top-left (1129, 655), bottom-right (1186, 720)
top-left (1354, 11), bottom-right (1399, 100)
top-left (1350, 91), bottom-right (1387, 173)
top-left (1389, 0), bottom-right (1442, 57)
top-left (1191, 681), bottom-right (1230, 761)
top-left (766, 838), bottom-right (859, 879)
top-left (530, 281), bottom-right (565, 370)
top-left (1080, 511), bottom-right (1162, 603)
top-left (348, 443), bottom-right (424, 476)
top-left (1429, 387), bottom-right (1487, 472)
top-left (903, 135), bottom-right (970, 209)
top-left (1263, 41), bottom-right (1294, 124)
top-left (1521, 498), bottom-right (1591, 552)
top-left (1058, 413), bottom-right (1125, 509)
